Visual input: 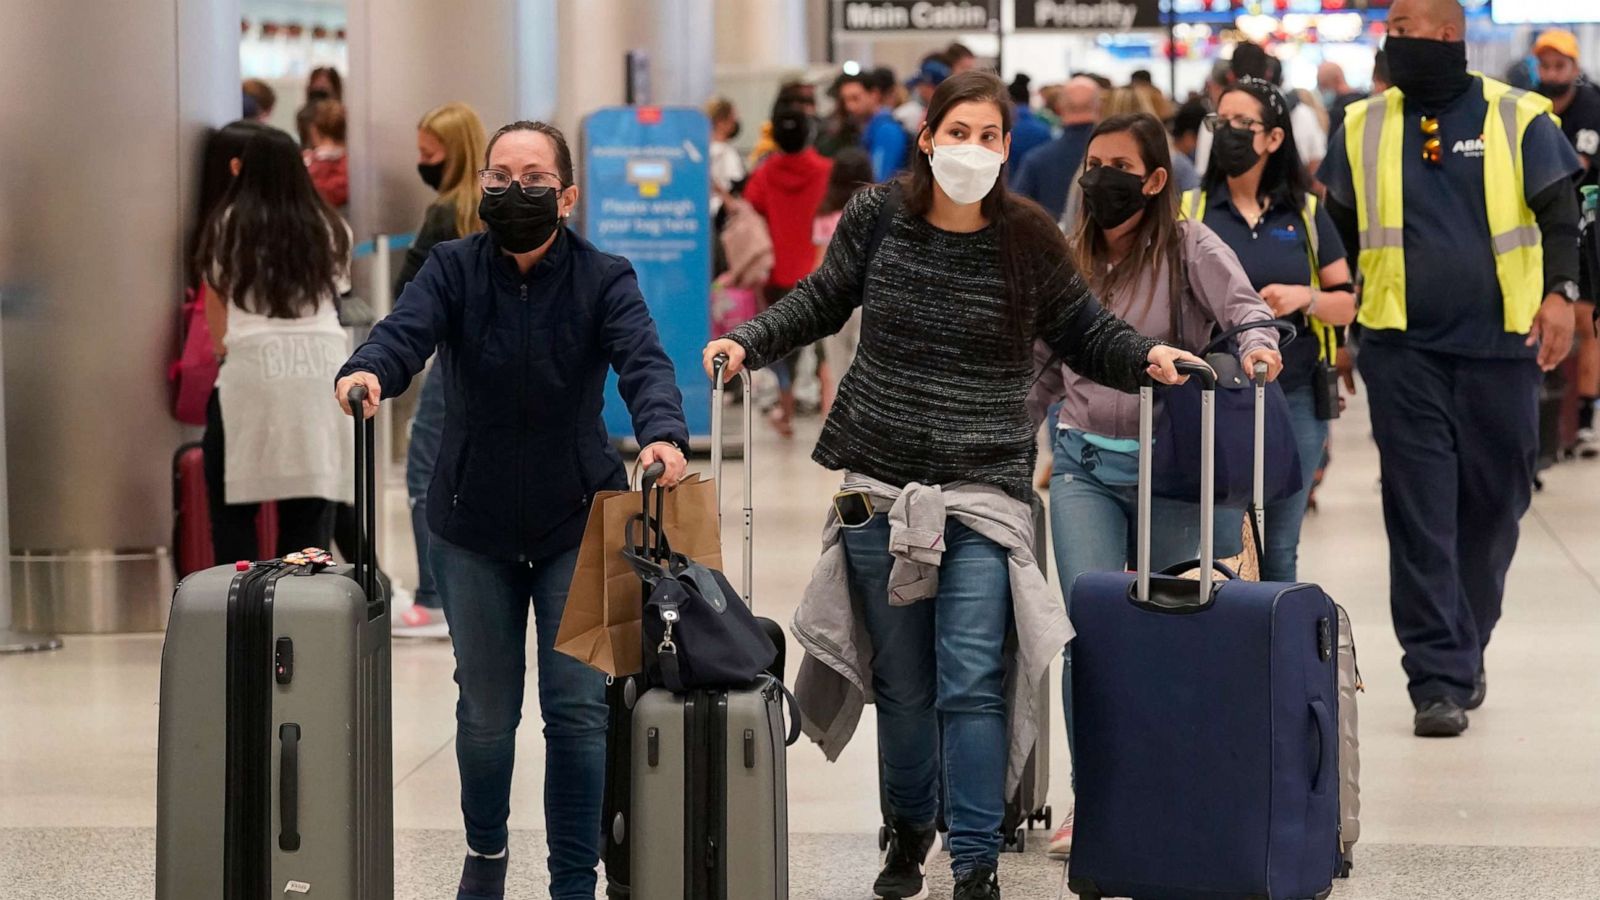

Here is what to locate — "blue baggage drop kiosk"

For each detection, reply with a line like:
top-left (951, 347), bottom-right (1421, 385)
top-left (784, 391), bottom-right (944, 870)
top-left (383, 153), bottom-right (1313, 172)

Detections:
top-left (581, 106), bottom-right (713, 446)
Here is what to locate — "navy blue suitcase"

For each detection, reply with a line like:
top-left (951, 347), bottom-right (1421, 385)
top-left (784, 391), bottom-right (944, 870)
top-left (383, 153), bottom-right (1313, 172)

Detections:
top-left (1067, 364), bottom-right (1341, 900)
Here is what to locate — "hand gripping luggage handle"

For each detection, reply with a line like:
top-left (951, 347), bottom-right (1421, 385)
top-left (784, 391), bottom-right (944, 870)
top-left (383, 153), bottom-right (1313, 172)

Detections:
top-left (709, 354), bottom-right (754, 610)
top-left (278, 723), bottom-right (301, 852)
top-left (1137, 360), bottom-right (1217, 607)
top-left (345, 385), bottom-right (378, 604)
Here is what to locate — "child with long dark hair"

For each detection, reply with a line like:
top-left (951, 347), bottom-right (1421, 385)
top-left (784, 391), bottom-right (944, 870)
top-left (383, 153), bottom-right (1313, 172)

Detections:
top-left (812, 147), bottom-right (875, 403)
top-left (196, 125), bottom-right (354, 563)
top-left (705, 72), bottom-right (1204, 900)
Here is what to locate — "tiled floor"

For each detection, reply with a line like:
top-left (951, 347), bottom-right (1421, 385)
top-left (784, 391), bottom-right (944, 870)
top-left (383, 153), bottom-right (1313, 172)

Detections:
top-left (5, 390), bottom-right (1600, 898)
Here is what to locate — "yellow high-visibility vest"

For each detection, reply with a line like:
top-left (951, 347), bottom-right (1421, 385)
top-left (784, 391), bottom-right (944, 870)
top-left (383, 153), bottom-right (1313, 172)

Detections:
top-left (1179, 189), bottom-right (1340, 362)
top-left (1343, 76), bottom-right (1551, 334)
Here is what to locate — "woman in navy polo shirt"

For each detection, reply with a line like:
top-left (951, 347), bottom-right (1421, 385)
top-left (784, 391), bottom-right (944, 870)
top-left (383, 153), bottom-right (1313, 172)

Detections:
top-left (1187, 76), bottom-right (1358, 582)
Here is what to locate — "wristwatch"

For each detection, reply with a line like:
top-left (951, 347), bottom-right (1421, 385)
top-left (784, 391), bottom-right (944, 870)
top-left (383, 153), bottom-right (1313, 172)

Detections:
top-left (1551, 279), bottom-right (1581, 303)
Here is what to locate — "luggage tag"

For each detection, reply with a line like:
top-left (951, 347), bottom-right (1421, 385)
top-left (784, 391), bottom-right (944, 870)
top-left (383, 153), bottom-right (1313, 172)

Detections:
top-left (282, 547), bottom-right (335, 574)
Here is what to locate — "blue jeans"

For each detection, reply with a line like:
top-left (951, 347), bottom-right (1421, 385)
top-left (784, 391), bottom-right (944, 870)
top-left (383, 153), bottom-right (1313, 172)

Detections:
top-left (430, 535), bottom-right (608, 900)
top-left (1260, 385), bottom-right (1330, 583)
top-left (1047, 427), bottom-right (1221, 769)
top-left (406, 368), bottom-right (446, 608)
top-left (843, 515), bottom-right (1011, 876)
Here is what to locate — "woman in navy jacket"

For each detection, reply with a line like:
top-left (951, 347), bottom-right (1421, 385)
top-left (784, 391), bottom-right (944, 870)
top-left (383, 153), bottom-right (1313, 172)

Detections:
top-left (336, 121), bottom-right (688, 900)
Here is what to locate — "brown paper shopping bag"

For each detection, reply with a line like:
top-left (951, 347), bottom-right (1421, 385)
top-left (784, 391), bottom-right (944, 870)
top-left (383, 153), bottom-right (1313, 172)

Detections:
top-left (555, 473), bottom-right (723, 676)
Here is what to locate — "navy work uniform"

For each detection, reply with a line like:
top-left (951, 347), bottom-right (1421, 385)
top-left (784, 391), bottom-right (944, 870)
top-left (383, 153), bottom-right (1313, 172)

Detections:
top-left (1321, 74), bottom-right (1581, 710)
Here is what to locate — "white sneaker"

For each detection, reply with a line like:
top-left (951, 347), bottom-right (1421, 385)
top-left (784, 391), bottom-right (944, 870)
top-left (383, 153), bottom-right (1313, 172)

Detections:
top-left (391, 590), bottom-right (450, 639)
top-left (1046, 806), bottom-right (1075, 860)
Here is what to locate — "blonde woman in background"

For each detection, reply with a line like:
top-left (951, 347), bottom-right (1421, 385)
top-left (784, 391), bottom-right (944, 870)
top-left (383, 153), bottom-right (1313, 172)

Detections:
top-left (705, 96), bottom-right (746, 218)
top-left (393, 101), bottom-right (488, 637)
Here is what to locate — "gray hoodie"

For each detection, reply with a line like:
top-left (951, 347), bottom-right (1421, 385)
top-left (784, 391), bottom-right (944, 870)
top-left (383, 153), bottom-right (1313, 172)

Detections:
top-left (791, 474), bottom-right (1070, 797)
top-left (1030, 220), bottom-right (1277, 437)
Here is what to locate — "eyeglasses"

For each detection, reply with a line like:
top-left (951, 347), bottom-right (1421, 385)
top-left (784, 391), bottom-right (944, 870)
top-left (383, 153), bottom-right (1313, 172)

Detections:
top-left (1204, 113), bottom-right (1266, 134)
top-left (478, 169), bottom-right (564, 194)
top-left (1420, 116), bottom-right (1442, 166)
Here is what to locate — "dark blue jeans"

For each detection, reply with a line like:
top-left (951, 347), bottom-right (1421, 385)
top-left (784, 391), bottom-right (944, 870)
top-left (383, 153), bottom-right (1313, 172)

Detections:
top-left (430, 535), bottom-right (608, 900)
top-left (406, 368), bottom-right (446, 608)
top-left (843, 514), bottom-right (1011, 876)
top-left (1359, 342), bottom-right (1539, 708)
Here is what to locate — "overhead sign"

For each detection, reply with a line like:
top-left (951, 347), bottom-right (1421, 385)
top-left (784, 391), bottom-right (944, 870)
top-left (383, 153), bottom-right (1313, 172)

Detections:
top-left (1012, 0), bottom-right (1163, 29)
top-left (581, 107), bottom-right (713, 442)
top-left (837, 0), bottom-right (997, 31)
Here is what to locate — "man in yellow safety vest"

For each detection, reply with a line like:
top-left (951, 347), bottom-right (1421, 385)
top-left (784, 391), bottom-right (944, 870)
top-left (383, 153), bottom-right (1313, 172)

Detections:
top-left (1319, 0), bottom-right (1582, 738)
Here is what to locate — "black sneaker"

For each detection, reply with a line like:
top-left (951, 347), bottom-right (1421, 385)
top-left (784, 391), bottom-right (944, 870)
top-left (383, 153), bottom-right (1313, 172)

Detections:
top-left (1413, 698), bottom-right (1468, 738)
top-left (954, 865), bottom-right (1001, 900)
top-left (457, 851), bottom-right (508, 900)
top-left (874, 818), bottom-right (938, 900)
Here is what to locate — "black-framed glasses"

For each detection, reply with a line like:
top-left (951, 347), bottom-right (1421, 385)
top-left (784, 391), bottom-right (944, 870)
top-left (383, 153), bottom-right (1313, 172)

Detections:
top-left (478, 169), bottom-right (564, 194)
top-left (1204, 113), bottom-right (1267, 134)
top-left (1420, 116), bottom-right (1442, 166)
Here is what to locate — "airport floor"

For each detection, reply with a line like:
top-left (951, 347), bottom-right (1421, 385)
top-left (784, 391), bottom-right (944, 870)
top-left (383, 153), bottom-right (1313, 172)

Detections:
top-left (5, 390), bottom-right (1600, 898)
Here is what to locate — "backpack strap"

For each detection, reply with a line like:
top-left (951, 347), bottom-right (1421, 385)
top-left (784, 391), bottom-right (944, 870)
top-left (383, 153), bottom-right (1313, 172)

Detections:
top-left (864, 182), bottom-right (902, 277)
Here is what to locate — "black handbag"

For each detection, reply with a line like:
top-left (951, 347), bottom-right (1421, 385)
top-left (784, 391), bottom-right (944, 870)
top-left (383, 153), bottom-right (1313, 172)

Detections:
top-left (622, 472), bottom-right (778, 693)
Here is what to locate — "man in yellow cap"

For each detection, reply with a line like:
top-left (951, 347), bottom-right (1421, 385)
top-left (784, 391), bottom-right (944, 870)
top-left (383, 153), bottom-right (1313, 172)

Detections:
top-left (1533, 29), bottom-right (1600, 452)
top-left (1320, 0), bottom-right (1582, 738)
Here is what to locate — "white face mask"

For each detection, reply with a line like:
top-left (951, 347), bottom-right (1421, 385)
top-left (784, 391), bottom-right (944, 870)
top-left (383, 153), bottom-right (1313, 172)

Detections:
top-left (928, 142), bottom-right (1005, 205)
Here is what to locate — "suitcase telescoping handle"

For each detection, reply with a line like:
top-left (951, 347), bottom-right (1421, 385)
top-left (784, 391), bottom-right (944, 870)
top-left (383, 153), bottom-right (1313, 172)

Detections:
top-left (1136, 360), bottom-right (1218, 606)
top-left (709, 353), bottom-right (754, 611)
top-left (345, 384), bottom-right (378, 603)
top-left (1251, 360), bottom-right (1269, 546)
top-left (637, 461), bottom-right (669, 564)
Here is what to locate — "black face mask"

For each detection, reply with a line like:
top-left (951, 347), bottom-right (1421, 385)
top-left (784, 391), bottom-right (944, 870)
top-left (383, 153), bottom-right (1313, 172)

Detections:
top-left (1212, 125), bottom-right (1263, 179)
top-left (1384, 37), bottom-right (1473, 112)
top-left (1080, 166), bottom-right (1151, 231)
top-left (1537, 81), bottom-right (1574, 100)
top-left (418, 161), bottom-right (445, 191)
top-left (479, 183), bottom-right (563, 254)
top-left (728, 120), bottom-right (743, 141)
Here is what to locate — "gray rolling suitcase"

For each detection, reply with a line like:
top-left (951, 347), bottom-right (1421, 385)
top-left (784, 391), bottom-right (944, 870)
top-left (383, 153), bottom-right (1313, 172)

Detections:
top-left (156, 386), bottom-right (392, 900)
top-left (622, 359), bottom-right (795, 899)
top-left (1335, 603), bottom-right (1362, 876)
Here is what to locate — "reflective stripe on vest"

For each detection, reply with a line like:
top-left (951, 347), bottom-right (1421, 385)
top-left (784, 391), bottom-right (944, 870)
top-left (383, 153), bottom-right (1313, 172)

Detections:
top-left (1180, 188), bottom-right (1339, 361)
top-left (1347, 77), bottom-right (1549, 335)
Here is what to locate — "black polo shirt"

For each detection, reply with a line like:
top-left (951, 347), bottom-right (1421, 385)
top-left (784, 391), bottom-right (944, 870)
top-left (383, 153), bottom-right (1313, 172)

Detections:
top-left (1558, 81), bottom-right (1600, 189)
top-left (1197, 189), bottom-right (1346, 392)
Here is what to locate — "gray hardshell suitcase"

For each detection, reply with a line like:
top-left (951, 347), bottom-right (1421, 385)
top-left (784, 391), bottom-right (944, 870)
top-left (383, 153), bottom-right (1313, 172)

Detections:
top-left (1335, 603), bottom-right (1361, 876)
top-left (624, 359), bottom-right (793, 899)
top-left (156, 386), bottom-right (392, 900)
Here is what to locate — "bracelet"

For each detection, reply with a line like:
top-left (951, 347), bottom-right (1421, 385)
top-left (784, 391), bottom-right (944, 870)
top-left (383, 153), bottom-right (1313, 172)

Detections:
top-left (1307, 289), bottom-right (1319, 317)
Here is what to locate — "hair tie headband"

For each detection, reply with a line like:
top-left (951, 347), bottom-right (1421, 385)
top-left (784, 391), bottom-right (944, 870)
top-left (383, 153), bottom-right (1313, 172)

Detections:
top-left (1235, 75), bottom-right (1289, 127)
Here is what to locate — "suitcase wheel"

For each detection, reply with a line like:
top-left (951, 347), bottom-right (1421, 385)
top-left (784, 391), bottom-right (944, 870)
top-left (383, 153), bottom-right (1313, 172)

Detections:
top-left (1001, 825), bottom-right (1026, 853)
top-left (878, 824), bottom-right (889, 852)
top-left (1339, 858), bottom-right (1354, 879)
top-left (1027, 804), bottom-right (1052, 831)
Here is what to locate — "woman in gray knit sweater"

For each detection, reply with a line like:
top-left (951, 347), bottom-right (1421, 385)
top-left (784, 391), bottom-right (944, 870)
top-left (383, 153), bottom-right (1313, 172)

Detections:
top-left (704, 72), bottom-right (1202, 900)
